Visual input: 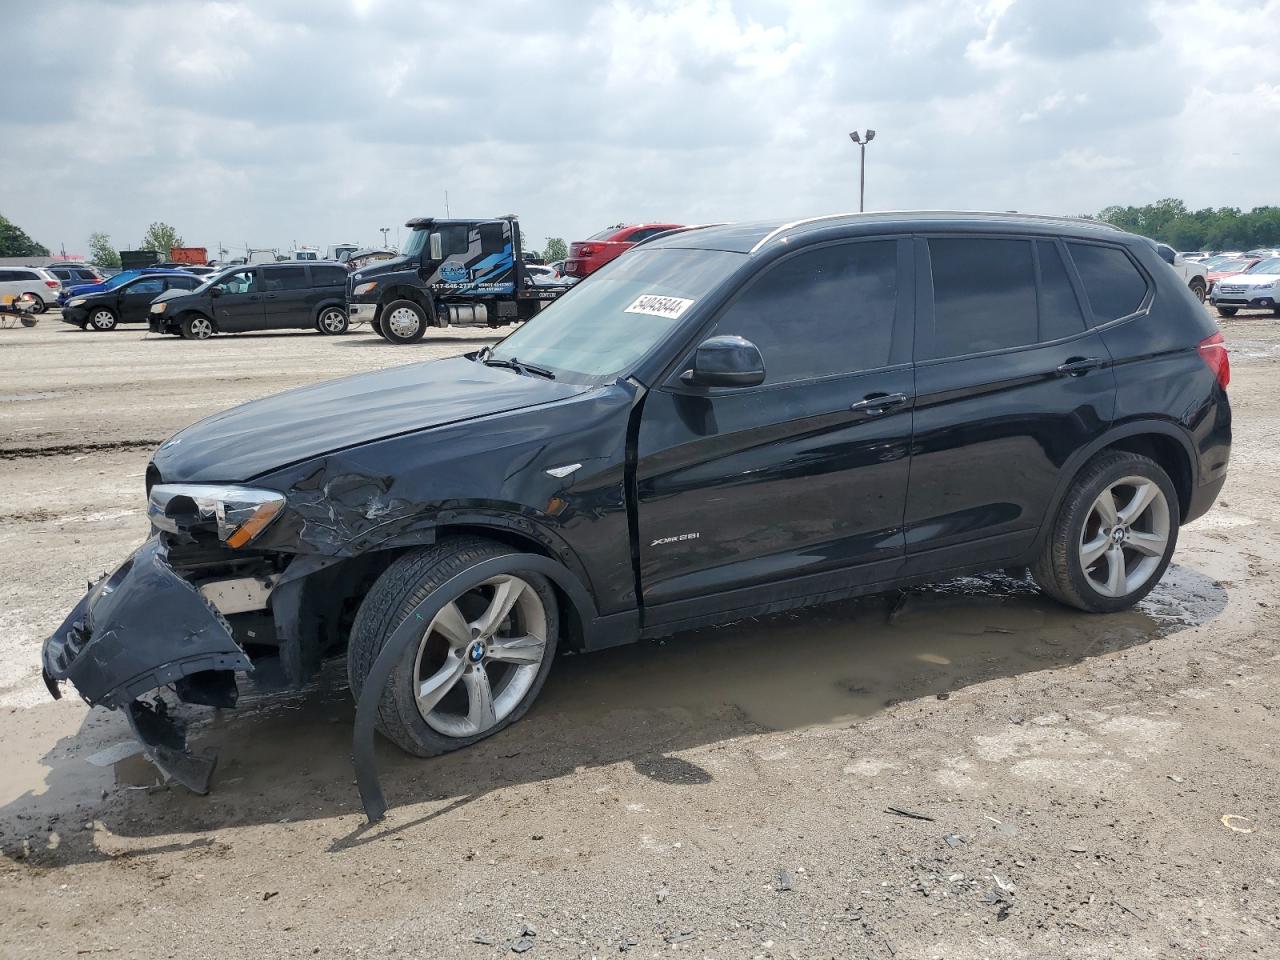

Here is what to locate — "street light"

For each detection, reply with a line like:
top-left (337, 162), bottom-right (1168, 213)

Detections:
top-left (848, 129), bottom-right (876, 213)
top-left (380, 227), bottom-right (390, 247)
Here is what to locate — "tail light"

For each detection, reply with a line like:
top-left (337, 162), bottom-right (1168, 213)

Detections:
top-left (578, 245), bottom-right (595, 256)
top-left (1198, 332), bottom-right (1230, 389)
top-left (45, 280), bottom-right (59, 288)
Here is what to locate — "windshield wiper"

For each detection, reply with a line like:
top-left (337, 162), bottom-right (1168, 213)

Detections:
top-left (482, 355), bottom-right (556, 380)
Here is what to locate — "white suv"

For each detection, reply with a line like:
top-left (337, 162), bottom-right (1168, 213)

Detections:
top-left (0, 267), bottom-right (61, 313)
top-left (1210, 255), bottom-right (1280, 317)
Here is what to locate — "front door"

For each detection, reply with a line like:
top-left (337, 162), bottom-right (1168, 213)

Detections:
top-left (902, 235), bottom-right (1118, 572)
top-left (210, 268), bottom-right (264, 331)
top-left (636, 237), bottom-right (915, 628)
top-left (117, 277), bottom-right (166, 322)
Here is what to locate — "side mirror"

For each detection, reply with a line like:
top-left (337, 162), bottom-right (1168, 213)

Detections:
top-left (428, 232), bottom-right (443, 261)
top-left (680, 335), bottom-right (766, 388)
top-left (209, 287), bottom-right (222, 297)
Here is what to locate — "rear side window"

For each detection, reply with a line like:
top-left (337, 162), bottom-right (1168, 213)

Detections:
top-left (128, 278), bottom-right (164, 295)
top-left (437, 224), bottom-right (470, 256)
top-left (313, 265), bottom-right (348, 286)
top-left (478, 223), bottom-right (507, 254)
top-left (924, 238), bottom-right (1036, 359)
top-left (714, 240), bottom-right (899, 384)
top-left (1066, 243), bottom-right (1148, 322)
top-left (166, 276), bottom-right (198, 291)
top-left (12, 270), bottom-right (39, 281)
top-left (1036, 241), bottom-right (1087, 341)
top-left (264, 266), bottom-right (308, 291)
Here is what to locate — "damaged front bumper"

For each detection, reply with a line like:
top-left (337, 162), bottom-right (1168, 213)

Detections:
top-left (42, 536), bottom-right (252, 793)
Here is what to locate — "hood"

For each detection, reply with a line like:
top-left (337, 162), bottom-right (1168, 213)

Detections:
top-left (64, 281), bottom-right (108, 298)
top-left (152, 288), bottom-right (195, 304)
top-left (350, 255), bottom-right (414, 281)
top-left (150, 356), bottom-right (591, 483)
top-left (1221, 273), bottom-right (1280, 286)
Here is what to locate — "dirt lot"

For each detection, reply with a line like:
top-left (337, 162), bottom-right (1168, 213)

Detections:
top-left (1, 313), bottom-right (1278, 959)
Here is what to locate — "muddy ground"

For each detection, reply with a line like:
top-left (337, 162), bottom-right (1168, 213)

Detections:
top-left (1, 313), bottom-right (1277, 959)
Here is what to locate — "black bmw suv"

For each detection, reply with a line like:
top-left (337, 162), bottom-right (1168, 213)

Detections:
top-left (43, 212), bottom-right (1230, 817)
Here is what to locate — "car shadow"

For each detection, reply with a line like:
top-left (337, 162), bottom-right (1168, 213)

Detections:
top-left (330, 334), bottom-right (503, 347)
top-left (0, 565), bottom-right (1227, 864)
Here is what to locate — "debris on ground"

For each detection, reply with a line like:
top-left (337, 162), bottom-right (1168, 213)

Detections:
top-left (886, 806), bottom-right (935, 822)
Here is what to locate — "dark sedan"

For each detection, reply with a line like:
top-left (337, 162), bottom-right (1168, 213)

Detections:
top-left (61, 273), bottom-right (203, 330)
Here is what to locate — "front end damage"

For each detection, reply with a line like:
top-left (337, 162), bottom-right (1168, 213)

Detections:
top-left (42, 537), bottom-right (261, 793)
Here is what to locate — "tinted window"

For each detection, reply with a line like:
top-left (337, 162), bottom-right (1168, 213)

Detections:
top-left (626, 228), bottom-right (666, 243)
top-left (925, 238), bottom-right (1036, 359)
top-left (313, 265), bottom-right (348, 286)
top-left (12, 270), bottom-right (39, 281)
top-left (478, 223), bottom-right (507, 253)
top-left (437, 224), bottom-right (469, 256)
top-left (50, 269), bottom-right (72, 281)
top-left (127, 278), bottom-right (164, 295)
top-left (1036, 241), bottom-right (1087, 341)
top-left (714, 240), bottom-right (898, 384)
top-left (76, 270), bottom-right (98, 280)
top-left (0, 270), bottom-right (14, 282)
top-left (1066, 243), bottom-right (1148, 321)
top-left (264, 266), bottom-right (308, 291)
top-left (166, 276), bottom-right (198, 291)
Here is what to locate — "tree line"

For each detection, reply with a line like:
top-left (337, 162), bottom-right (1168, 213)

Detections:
top-left (1095, 199), bottom-right (1280, 250)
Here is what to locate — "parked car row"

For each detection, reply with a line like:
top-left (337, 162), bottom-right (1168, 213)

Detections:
top-left (1209, 255), bottom-right (1280, 317)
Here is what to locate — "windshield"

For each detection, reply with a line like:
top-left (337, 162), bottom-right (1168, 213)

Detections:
top-left (1246, 257), bottom-right (1280, 274)
top-left (488, 248), bottom-right (742, 381)
top-left (1212, 259), bottom-right (1253, 273)
top-left (586, 227), bottom-right (622, 241)
top-left (401, 229), bottom-right (429, 258)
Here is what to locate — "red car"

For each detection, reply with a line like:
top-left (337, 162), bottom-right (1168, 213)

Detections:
top-left (1207, 257), bottom-right (1260, 291)
top-left (564, 223), bottom-right (684, 278)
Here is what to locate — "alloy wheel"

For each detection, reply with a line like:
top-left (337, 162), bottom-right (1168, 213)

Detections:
top-left (189, 317), bottom-right (212, 339)
top-left (1078, 476), bottom-right (1170, 598)
top-left (320, 308), bottom-right (346, 333)
top-left (411, 574), bottom-right (548, 738)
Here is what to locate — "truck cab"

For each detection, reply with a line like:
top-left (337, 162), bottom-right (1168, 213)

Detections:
top-left (346, 216), bottom-right (571, 343)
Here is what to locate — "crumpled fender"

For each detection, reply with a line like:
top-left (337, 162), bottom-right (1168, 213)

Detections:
top-left (42, 536), bottom-right (251, 710)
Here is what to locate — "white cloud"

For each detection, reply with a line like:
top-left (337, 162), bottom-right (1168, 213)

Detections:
top-left (0, 0), bottom-right (1276, 259)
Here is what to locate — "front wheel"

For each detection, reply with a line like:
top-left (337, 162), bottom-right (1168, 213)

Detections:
top-left (347, 539), bottom-right (559, 757)
top-left (316, 306), bottom-right (348, 335)
top-left (380, 299), bottom-right (428, 344)
top-left (1032, 451), bottom-right (1179, 613)
top-left (1216, 306), bottom-right (1238, 317)
top-left (88, 308), bottom-right (118, 331)
top-left (180, 315), bottom-right (214, 340)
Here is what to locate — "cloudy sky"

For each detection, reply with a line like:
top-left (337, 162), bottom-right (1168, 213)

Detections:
top-left (3, 0), bottom-right (1277, 259)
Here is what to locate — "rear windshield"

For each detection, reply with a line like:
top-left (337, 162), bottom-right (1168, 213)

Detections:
top-left (488, 248), bottom-right (742, 382)
top-left (586, 227), bottom-right (622, 241)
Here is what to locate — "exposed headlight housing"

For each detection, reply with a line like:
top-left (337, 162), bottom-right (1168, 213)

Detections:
top-left (148, 484), bottom-right (286, 548)
top-left (68, 298), bottom-right (87, 307)
top-left (151, 302), bottom-right (167, 313)
top-left (353, 281), bottom-right (378, 296)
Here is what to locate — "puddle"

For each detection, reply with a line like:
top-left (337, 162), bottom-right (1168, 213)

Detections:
top-left (0, 567), bottom-right (1226, 836)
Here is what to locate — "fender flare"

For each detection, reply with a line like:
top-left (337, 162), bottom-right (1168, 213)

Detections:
top-left (352, 552), bottom-right (597, 822)
top-left (1029, 419), bottom-right (1198, 554)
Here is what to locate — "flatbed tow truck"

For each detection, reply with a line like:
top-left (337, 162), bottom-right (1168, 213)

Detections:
top-left (346, 215), bottom-right (572, 343)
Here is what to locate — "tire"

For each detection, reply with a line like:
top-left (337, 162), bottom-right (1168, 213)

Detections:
top-left (25, 294), bottom-right (46, 314)
top-left (316, 305), bottom-right (348, 335)
top-left (370, 317), bottom-right (385, 339)
top-left (180, 314), bottom-right (214, 340)
top-left (1031, 451), bottom-right (1179, 613)
top-left (347, 538), bottom-right (559, 757)
top-left (1189, 278), bottom-right (1206, 302)
top-left (1216, 306), bottom-right (1238, 317)
top-left (380, 299), bottom-right (428, 344)
top-left (87, 307), bottom-right (118, 331)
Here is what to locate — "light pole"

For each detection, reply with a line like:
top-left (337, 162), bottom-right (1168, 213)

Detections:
top-left (848, 129), bottom-right (876, 212)
top-left (380, 227), bottom-right (390, 247)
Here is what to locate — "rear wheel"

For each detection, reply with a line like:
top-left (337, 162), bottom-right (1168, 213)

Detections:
top-left (1189, 278), bottom-right (1206, 302)
top-left (180, 315), bottom-right (214, 340)
top-left (381, 299), bottom-right (428, 344)
top-left (1032, 452), bottom-right (1179, 613)
top-left (1216, 306), bottom-right (1238, 317)
top-left (316, 306), bottom-right (348, 335)
top-left (347, 539), bottom-right (559, 756)
top-left (26, 294), bottom-right (46, 314)
top-left (88, 308), bottom-right (118, 331)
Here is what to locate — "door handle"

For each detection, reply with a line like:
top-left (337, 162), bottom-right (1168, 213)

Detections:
top-left (850, 392), bottom-right (910, 414)
top-left (264, 294), bottom-right (278, 299)
top-left (1056, 357), bottom-right (1103, 377)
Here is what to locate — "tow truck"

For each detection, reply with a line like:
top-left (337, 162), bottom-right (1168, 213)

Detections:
top-left (347, 215), bottom-right (572, 343)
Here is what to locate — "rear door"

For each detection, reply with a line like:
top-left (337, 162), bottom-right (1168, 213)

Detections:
top-left (117, 277), bottom-right (166, 322)
top-left (902, 235), bottom-right (1117, 572)
top-left (636, 236), bottom-right (915, 626)
top-left (260, 265), bottom-right (312, 327)
top-left (210, 268), bottom-right (265, 331)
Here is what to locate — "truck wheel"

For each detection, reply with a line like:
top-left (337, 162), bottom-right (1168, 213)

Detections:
top-left (1189, 278), bottom-right (1206, 302)
top-left (370, 317), bottom-right (385, 338)
top-left (346, 538), bottom-right (560, 757)
top-left (180, 315), bottom-right (214, 340)
top-left (1216, 306), bottom-right (1237, 317)
top-left (316, 306), bottom-right (348, 335)
top-left (380, 299), bottom-right (427, 343)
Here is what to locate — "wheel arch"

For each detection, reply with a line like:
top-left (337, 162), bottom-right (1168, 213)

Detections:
top-left (378, 286), bottom-right (434, 314)
top-left (312, 297), bottom-right (347, 321)
top-left (1032, 421), bottom-right (1197, 556)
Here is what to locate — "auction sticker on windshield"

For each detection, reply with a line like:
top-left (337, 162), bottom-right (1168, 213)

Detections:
top-left (624, 294), bottom-right (695, 320)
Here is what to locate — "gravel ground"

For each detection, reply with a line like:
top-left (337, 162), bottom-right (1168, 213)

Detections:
top-left (1, 310), bottom-right (1278, 959)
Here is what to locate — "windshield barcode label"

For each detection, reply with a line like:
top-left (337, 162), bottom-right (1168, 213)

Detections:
top-left (624, 294), bottom-right (695, 319)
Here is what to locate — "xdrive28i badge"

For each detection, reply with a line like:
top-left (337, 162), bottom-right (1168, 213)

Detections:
top-left (650, 532), bottom-right (700, 547)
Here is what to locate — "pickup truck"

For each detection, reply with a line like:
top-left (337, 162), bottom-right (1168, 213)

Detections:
top-left (1155, 243), bottom-right (1208, 302)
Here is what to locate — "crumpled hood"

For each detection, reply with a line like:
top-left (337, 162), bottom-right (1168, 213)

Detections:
top-left (150, 356), bottom-right (590, 483)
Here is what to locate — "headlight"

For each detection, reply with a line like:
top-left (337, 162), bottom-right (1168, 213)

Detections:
top-left (353, 281), bottom-right (378, 296)
top-left (148, 484), bottom-right (286, 548)
top-left (151, 302), bottom-right (167, 313)
top-left (68, 298), bottom-right (86, 307)
top-left (1249, 282), bottom-right (1278, 290)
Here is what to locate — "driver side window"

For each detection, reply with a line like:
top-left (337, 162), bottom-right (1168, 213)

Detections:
top-left (127, 278), bottom-right (164, 295)
top-left (216, 270), bottom-right (256, 295)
